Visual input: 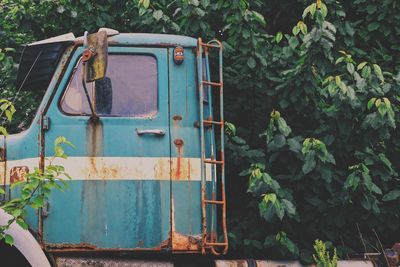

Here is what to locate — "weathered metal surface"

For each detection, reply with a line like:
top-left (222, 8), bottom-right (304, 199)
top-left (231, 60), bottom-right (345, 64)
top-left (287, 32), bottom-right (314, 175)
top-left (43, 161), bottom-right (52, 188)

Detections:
top-left (28, 33), bottom-right (76, 46)
top-left (10, 166), bottom-right (29, 184)
top-left (55, 256), bottom-right (173, 267)
top-left (4, 34), bottom-right (224, 256)
top-left (0, 208), bottom-right (51, 267)
top-left (215, 260), bottom-right (375, 267)
top-left (84, 30), bottom-right (108, 82)
top-left (40, 46), bottom-right (171, 250)
top-left (214, 260), bottom-right (249, 267)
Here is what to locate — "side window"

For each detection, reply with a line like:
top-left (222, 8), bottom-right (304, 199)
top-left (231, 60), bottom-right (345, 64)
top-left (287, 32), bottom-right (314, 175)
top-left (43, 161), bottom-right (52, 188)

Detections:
top-left (60, 54), bottom-right (158, 117)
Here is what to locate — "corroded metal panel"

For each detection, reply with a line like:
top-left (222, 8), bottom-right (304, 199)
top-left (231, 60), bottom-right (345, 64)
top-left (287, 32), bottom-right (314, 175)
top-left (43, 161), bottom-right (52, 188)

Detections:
top-left (55, 256), bottom-right (173, 267)
top-left (41, 46), bottom-right (171, 251)
top-left (168, 46), bottom-right (207, 253)
top-left (5, 36), bottom-right (215, 254)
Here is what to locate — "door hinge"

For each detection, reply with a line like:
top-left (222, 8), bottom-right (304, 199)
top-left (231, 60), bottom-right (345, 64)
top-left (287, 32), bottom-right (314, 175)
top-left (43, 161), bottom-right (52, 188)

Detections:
top-left (41, 201), bottom-right (50, 217)
top-left (42, 116), bottom-right (50, 131)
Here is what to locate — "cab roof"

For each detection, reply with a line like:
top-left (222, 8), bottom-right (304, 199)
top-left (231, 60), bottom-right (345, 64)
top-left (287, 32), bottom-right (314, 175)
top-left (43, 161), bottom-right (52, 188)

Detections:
top-left (18, 31), bottom-right (197, 91)
top-left (29, 32), bottom-right (198, 48)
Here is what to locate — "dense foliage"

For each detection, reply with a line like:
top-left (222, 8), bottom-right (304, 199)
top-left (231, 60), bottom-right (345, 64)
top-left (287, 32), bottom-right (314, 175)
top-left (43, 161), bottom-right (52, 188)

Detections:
top-left (1, 0), bottom-right (400, 262)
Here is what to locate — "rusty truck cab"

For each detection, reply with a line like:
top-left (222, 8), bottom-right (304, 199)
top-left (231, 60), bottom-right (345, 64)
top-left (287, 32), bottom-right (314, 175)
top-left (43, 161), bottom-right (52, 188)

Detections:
top-left (0, 29), bottom-right (227, 265)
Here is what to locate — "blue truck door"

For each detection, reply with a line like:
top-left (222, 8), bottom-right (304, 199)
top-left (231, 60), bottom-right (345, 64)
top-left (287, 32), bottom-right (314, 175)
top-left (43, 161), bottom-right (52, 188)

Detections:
top-left (42, 47), bottom-right (171, 250)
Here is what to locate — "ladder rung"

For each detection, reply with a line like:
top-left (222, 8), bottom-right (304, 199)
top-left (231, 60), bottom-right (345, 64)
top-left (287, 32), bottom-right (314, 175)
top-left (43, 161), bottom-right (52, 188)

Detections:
top-left (202, 81), bottom-right (223, 87)
top-left (203, 159), bottom-right (224, 165)
top-left (203, 120), bottom-right (223, 125)
top-left (205, 242), bottom-right (228, 246)
top-left (204, 200), bottom-right (224, 205)
top-left (201, 43), bottom-right (221, 49)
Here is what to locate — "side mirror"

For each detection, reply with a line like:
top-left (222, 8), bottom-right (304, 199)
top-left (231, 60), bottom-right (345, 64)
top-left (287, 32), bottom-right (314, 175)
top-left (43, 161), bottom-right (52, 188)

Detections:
top-left (95, 77), bottom-right (113, 115)
top-left (82, 30), bottom-right (108, 82)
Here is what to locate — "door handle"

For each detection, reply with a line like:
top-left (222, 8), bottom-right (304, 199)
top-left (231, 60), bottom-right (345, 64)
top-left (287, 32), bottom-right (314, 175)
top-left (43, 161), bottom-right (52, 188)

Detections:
top-left (136, 129), bottom-right (166, 136)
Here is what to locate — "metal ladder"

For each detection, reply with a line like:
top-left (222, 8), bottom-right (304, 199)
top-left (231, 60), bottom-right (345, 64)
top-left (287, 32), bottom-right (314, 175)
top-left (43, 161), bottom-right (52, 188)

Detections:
top-left (196, 38), bottom-right (228, 255)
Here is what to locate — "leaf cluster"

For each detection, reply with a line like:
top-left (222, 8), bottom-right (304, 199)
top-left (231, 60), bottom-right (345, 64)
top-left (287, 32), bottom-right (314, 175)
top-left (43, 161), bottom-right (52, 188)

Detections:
top-left (0, 136), bottom-right (74, 245)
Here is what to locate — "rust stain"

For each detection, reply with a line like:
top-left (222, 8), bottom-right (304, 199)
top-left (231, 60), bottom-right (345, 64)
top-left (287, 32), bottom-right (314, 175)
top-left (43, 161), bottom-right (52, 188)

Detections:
top-left (172, 114), bottom-right (183, 129)
top-left (84, 157), bottom-right (121, 180)
top-left (164, 196), bottom-right (200, 251)
top-left (10, 166), bottom-right (29, 184)
top-left (174, 139), bottom-right (184, 180)
top-left (172, 115), bottom-right (182, 121)
top-left (45, 242), bottom-right (97, 250)
top-left (0, 147), bottom-right (5, 162)
top-left (171, 232), bottom-right (200, 251)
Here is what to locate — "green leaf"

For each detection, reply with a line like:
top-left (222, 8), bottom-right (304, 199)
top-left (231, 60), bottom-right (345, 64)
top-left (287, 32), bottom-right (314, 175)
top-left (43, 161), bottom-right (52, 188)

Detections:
top-left (287, 138), bottom-right (301, 153)
top-left (361, 195), bottom-right (372, 210)
top-left (310, 3), bottom-right (317, 16)
top-left (225, 121), bottom-right (236, 136)
top-left (362, 66), bottom-right (371, 78)
top-left (370, 183), bottom-right (382, 195)
top-left (277, 117), bottom-right (291, 136)
top-left (142, 0), bottom-right (150, 9)
top-left (54, 146), bottom-right (65, 158)
top-left (0, 126), bottom-right (8, 136)
top-left (344, 172), bottom-right (360, 191)
top-left (357, 61), bottom-right (368, 70)
top-left (275, 32), bottom-right (283, 43)
top-left (152, 10), bottom-right (163, 21)
top-left (247, 57), bottom-right (256, 69)
top-left (383, 97), bottom-right (391, 107)
top-left (382, 190), bottom-right (400, 201)
top-left (302, 152), bottom-right (316, 174)
top-left (0, 187), bottom-right (5, 194)
top-left (346, 63), bottom-right (355, 74)
top-left (373, 64), bottom-right (384, 83)
top-left (282, 199), bottom-right (296, 216)
top-left (375, 98), bottom-right (382, 108)
top-left (5, 234), bottom-right (13, 246)
top-left (17, 219), bottom-right (29, 230)
top-left (289, 37), bottom-right (299, 49)
top-left (366, 4), bottom-right (377, 14)
top-left (367, 98), bottom-right (376, 110)
top-left (252, 11), bottom-right (266, 26)
top-left (320, 3), bottom-right (328, 18)
top-left (335, 57), bottom-right (344, 65)
top-left (367, 22), bottom-right (379, 31)
top-left (5, 109), bottom-right (12, 121)
top-left (292, 26), bottom-right (300, 36)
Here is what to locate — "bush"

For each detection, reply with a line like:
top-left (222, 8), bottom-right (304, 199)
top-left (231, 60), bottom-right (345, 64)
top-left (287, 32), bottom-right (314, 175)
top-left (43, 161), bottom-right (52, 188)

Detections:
top-left (1, 0), bottom-right (399, 262)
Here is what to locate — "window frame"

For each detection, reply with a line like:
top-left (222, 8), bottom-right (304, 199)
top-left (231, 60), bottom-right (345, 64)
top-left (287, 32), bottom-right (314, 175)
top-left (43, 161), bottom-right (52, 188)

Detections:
top-left (58, 51), bottom-right (159, 119)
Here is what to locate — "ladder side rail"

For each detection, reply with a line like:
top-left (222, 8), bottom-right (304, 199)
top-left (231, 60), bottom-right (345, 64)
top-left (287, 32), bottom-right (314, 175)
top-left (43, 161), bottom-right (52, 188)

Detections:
top-left (218, 44), bottom-right (228, 254)
top-left (204, 49), bottom-right (218, 243)
top-left (197, 38), bottom-right (207, 255)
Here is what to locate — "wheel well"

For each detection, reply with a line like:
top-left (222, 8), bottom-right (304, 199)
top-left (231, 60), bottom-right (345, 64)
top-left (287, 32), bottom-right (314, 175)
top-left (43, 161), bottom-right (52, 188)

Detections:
top-left (0, 239), bottom-right (31, 267)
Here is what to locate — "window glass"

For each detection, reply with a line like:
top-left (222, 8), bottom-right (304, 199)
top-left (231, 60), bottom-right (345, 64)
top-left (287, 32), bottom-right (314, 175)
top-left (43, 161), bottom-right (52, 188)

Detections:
top-left (61, 55), bottom-right (158, 117)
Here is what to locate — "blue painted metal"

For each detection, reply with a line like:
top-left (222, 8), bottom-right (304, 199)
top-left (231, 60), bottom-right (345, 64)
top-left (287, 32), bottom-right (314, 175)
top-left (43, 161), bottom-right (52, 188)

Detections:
top-left (97, 33), bottom-right (197, 48)
top-left (1, 33), bottom-right (223, 254)
top-left (42, 46), bottom-right (171, 249)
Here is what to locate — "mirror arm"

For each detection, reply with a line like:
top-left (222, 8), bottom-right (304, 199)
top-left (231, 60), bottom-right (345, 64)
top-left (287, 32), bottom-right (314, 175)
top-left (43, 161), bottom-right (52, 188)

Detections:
top-left (81, 61), bottom-right (97, 118)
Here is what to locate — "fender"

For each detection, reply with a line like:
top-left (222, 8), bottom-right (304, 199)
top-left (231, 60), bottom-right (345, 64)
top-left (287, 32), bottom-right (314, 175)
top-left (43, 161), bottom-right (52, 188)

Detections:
top-left (0, 208), bottom-right (51, 267)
